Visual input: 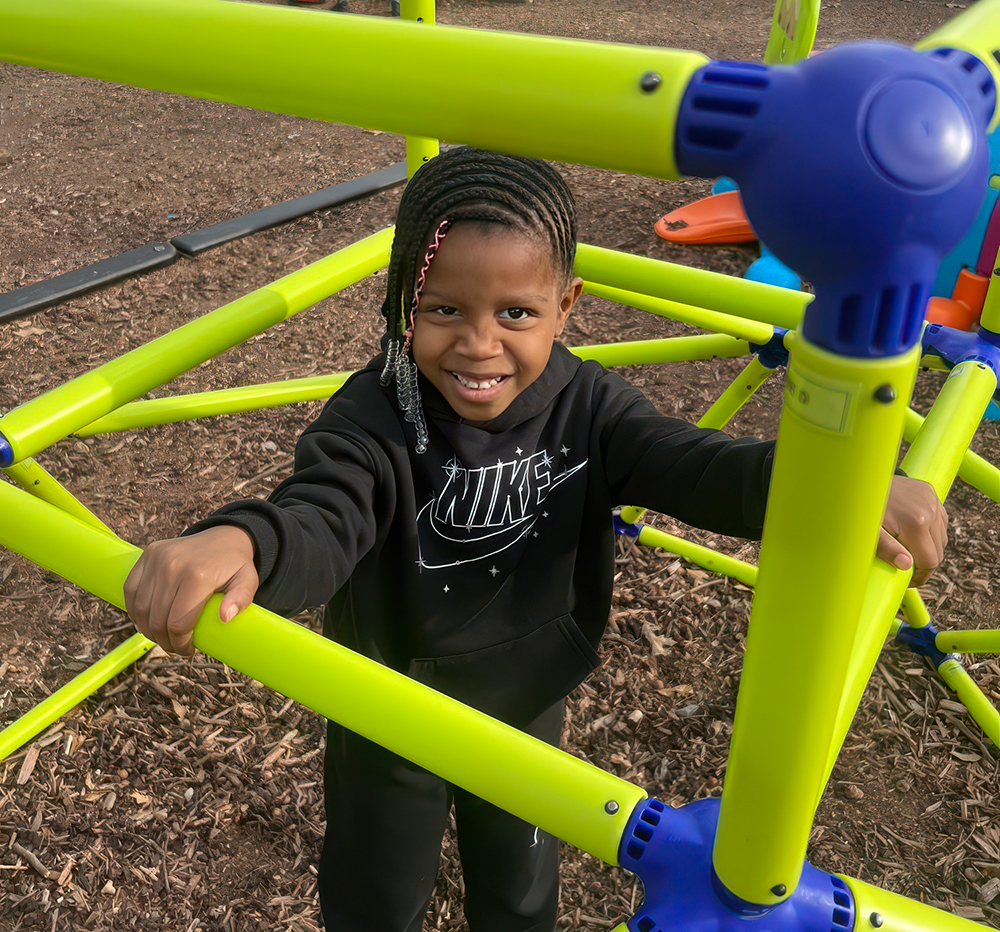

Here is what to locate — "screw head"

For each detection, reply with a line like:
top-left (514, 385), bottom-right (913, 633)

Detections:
top-left (870, 912), bottom-right (884, 928)
top-left (154, 245), bottom-right (166, 252)
top-left (639, 71), bottom-right (662, 93)
top-left (604, 800), bottom-right (620, 815)
top-left (771, 884), bottom-right (787, 897)
top-left (873, 384), bottom-right (896, 404)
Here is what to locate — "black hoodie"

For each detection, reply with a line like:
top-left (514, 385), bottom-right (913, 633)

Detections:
top-left (189, 343), bottom-right (773, 726)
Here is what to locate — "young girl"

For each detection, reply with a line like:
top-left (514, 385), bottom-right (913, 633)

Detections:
top-left (125, 146), bottom-right (946, 931)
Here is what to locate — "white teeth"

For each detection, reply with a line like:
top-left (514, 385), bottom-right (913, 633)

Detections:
top-left (454, 373), bottom-right (502, 390)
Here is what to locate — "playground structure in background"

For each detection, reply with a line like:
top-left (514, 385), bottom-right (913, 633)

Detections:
top-left (1, 0), bottom-right (1000, 929)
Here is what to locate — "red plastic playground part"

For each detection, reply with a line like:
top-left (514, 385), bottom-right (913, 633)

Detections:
top-left (925, 267), bottom-right (989, 331)
top-left (653, 190), bottom-right (757, 245)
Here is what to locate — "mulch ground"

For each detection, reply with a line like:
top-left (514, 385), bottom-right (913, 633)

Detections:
top-left (2, 1), bottom-right (1000, 930)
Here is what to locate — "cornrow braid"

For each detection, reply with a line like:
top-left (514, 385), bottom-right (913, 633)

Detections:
top-left (380, 146), bottom-right (578, 453)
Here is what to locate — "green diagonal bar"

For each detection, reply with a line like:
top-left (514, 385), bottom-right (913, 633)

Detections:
top-left (0, 228), bottom-right (392, 464)
top-left (0, 478), bottom-right (644, 865)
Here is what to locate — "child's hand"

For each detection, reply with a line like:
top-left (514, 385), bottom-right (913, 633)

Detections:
top-left (124, 526), bottom-right (259, 656)
top-left (877, 476), bottom-right (948, 587)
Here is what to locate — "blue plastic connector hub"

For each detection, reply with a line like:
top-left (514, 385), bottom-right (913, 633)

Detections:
top-left (0, 433), bottom-right (12, 469)
top-left (894, 620), bottom-right (954, 669)
top-left (749, 326), bottom-right (790, 370)
top-left (921, 322), bottom-right (1000, 384)
top-left (613, 510), bottom-right (642, 539)
top-left (675, 43), bottom-right (993, 359)
top-left (618, 797), bottom-right (856, 931)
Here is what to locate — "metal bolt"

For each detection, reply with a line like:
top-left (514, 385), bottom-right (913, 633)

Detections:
top-left (873, 384), bottom-right (896, 404)
top-left (604, 800), bottom-right (620, 815)
top-left (154, 245), bottom-right (166, 252)
top-left (870, 912), bottom-right (884, 928)
top-left (639, 71), bottom-right (662, 93)
top-left (771, 884), bottom-right (787, 897)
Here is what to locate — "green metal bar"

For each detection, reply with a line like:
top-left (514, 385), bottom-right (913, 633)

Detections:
top-left (822, 562), bottom-right (910, 788)
top-left (76, 373), bottom-right (352, 436)
top-left (904, 407), bottom-right (1000, 503)
top-left (822, 363), bottom-right (995, 800)
top-left (583, 282), bottom-right (775, 345)
top-left (697, 355), bottom-right (776, 430)
top-left (916, 0), bottom-right (1000, 132)
top-left (575, 244), bottom-right (810, 331)
top-left (570, 334), bottom-right (750, 366)
top-left (937, 659), bottom-right (1000, 749)
top-left (0, 228), bottom-right (392, 465)
top-left (4, 458), bottom-right (113, 533)
top-left (0, 478), bottom-right (644, 865)
top-left (844, 873), bottom-right (990, 932)
top-left (77, 334), bottom-right (754, 437)
top-left (901, 361), bottom-right (998, 501)
top-left (763, 0), bottom-right (820, 66)
top-left (401, 1), bottom-right (439, 178)
top-left (936, 629), bottom-right (1000, 653)
top-left (0, 633), bottom-right (155, 762)
top-left (635, 525), bottom-right (758, 589)
top-left (0, 0), bottom-right (705, 181)
top-left (714, 334), bottom-right (920, 905)
top-left (901, 587), bottom-right (932, 630)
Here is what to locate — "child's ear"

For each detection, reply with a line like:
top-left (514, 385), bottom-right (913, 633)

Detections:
top-left (555, 276), bottom-right (584, 337)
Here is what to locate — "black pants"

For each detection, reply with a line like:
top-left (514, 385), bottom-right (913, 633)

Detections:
top-left (318, 702), bottom-right (563, 931)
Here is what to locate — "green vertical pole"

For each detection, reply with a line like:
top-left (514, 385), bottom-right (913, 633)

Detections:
top-left (713, 334), bottom-right (919, 905)
top-left (401, 0), bottom-right (440, 178)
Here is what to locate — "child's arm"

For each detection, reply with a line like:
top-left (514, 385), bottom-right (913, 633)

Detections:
top-left (877, 475), bottom-right (948, 586)
top-left (596, 373), bottom-right (949, 585)
top-left (124, 525), bottom-right (259, 656)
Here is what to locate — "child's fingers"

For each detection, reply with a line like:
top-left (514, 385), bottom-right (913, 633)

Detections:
top-left (876, 527), bottom-right (913, 573)
top-left (123, 555), bottom-right (151, 635)
top-left (218, 563), bottom-right (259, 624)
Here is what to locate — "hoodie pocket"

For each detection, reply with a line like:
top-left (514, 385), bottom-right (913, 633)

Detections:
top-left (407, 614), bottom-right (600, 727)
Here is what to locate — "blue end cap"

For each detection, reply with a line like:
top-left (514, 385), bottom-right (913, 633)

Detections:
top-left (618, 797), bottom-right (856, 932)
top-left (613, 510), bottom-right (642, 538)
top-left (0, 433), bottom-right (13, 468)
top-left (921, 322), bottom-right (1000, 383)
top-left (675, 43), bottom-right (991, 358)
top-left (749, 326), bottom-right (790, 370)
top-left (895, 620), bottom-right (954, 669)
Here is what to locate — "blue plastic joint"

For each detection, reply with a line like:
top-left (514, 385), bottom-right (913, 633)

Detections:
top-left (0, 433), bottom-right (13, 469)
top-left (921, 322), bottom-right (1000, 385)
top-left (894, 619), bottom-right (955, 669)
top-left (613, 509), bottom-right (642, 539)
top-left (749, 326), bottom-right (790, 370)
top-left (618, 797), bottom-right (856, 931)
top-left (675, 44), bottom-right (992, 359)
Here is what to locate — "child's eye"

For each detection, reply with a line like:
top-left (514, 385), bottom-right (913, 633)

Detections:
top-left (428, 306), bottom-right (460, 317)
top-left (500, 307), bottom-right (531, 321)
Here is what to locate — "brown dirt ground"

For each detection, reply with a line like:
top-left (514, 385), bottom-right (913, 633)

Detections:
top-left (2, 1), bottom-right (1000, 930)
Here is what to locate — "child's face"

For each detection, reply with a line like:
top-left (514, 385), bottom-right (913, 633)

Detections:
top-left (411, 223), bottom-right (582, 424)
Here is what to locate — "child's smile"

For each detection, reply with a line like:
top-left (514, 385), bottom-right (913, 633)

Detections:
top-left (410, 223), bottom-right (582, 424)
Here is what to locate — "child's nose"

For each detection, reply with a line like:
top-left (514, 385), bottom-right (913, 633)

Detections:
top-left (458, 321), bottom-right (503, 358)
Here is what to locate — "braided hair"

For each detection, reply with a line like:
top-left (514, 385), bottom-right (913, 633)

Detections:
top-left (380, 146), bottom-right (578, 452)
